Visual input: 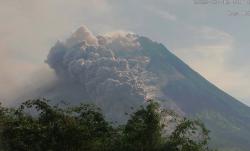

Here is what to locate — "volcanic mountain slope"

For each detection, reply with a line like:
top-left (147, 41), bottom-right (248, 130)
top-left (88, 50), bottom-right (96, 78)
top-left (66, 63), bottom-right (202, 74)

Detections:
top-left (36, 26), bottom-right (250, 150)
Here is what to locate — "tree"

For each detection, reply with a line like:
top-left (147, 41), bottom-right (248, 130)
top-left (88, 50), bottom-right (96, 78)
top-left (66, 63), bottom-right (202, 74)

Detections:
top-left (121, 101), bottom-right (211, 151)
top-left (122, 101), bottom-right (163, 151)
top-left (0, 99), bottom-right (113, 151)
top-left (164, 118), bottom-right (210, 151)
top-left (0, 99), bottom-right (214, 151)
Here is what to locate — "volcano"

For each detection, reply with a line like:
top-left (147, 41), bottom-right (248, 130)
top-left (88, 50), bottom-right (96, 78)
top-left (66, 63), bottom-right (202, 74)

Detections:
top-left (37, 26), bottom-right (250, 150)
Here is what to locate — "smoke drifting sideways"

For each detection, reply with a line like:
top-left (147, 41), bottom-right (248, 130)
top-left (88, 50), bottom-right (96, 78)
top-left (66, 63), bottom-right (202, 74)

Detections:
top-left (44, 26), bottom-right (161, 121)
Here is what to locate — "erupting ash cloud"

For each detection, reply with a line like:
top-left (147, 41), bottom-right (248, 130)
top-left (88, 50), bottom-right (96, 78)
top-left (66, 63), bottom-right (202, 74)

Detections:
top-left (46, 26), bottom-right (159, 120)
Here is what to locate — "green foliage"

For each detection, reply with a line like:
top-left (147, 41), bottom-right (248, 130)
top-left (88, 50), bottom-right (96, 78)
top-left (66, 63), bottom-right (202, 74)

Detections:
top-left (0, 99), bottom-right (214, 151)
top-left (122, 101), bottom-right (163, 151)
top-left (0, 99), bottom-right (112, 151)
top-left (165, 118), bottom-right (210, 151)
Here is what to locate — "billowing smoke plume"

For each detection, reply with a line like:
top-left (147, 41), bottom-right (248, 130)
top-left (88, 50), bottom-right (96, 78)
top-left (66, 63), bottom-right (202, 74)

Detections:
top-left (46, 26), bottom-right (160, 120)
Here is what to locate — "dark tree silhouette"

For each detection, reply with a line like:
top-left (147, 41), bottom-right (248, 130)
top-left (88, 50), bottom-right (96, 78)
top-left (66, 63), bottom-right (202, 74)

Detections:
top-left (0, 99), bottom-right (215, 151)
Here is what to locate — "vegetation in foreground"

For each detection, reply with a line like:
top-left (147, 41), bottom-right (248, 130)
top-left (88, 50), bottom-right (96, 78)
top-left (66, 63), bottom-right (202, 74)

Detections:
top-left (0, 99), bottom-right (216, 151)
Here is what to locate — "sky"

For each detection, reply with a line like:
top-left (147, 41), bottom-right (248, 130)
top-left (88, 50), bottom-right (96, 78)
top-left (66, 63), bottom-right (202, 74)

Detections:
top-left (1, 0), bottom-right (250, 105)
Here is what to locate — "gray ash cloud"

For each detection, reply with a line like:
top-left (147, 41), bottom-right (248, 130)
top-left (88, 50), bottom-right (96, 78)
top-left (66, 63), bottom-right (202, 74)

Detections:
top-left (46, 26), bottom-right (160, 121)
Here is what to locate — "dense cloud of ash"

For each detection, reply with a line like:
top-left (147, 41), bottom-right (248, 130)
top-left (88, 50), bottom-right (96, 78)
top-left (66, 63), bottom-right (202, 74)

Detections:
top-left (46, 26), bottom-right (159, 121)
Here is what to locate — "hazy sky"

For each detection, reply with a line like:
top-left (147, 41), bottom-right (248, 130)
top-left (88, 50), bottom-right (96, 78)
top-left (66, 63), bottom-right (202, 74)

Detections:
top-left (1, 0), bottom-right (250, 105)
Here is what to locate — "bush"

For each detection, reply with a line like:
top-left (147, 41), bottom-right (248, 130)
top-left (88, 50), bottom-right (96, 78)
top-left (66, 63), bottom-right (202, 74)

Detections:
top-left (0, 99), bottom-right (214, 151)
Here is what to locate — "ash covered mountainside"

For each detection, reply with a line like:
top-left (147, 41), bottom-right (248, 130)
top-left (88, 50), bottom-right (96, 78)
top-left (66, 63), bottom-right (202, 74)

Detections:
top-left (42, 26), bottom-right (250, 150)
